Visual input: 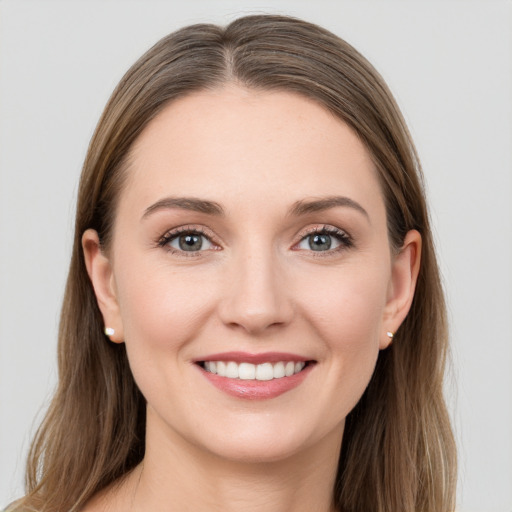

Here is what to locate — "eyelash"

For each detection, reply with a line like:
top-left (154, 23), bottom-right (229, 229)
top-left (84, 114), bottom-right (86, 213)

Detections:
top-left (157, 224), bottom-right (354, 257)
top-left (157, 225), bottom-right (217, 258)
top-left (295, 225), bottom-right (354, 257)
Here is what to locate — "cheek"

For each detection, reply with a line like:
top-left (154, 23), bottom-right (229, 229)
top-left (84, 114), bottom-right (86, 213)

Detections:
top-left (294, 262), bottom-right (389, 401)
top-left (297, 260), bottom-right (389, 344)
top-left (115, 252), bottom-right (214, 337)
top-left (112, 258), bottom-right (217, 389)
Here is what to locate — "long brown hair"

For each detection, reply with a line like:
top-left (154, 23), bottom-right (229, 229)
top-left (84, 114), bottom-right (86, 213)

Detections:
top-left (9, 14), bottom-right (456, 512)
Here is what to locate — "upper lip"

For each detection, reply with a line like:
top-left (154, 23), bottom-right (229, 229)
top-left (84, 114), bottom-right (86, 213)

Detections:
top-left (194, 351), bottom-right (313, 365)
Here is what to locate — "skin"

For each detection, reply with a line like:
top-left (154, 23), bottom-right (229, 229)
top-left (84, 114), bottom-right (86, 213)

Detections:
top-left (82, 85), bottom-right (421, 512)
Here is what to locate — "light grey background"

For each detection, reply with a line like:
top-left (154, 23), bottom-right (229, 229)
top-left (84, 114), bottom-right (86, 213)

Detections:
top-left (1, 1), bottom-right (511, 511)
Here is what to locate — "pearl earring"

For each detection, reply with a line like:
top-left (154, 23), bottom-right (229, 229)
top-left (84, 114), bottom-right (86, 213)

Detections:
top-left (104, 326), bottom-right (115, 336)
top-left (386, 331), bottom-right (394, 340)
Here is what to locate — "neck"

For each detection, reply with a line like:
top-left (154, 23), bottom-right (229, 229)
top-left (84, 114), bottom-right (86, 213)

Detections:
top-left (125, 410), bottom-right (343, 512)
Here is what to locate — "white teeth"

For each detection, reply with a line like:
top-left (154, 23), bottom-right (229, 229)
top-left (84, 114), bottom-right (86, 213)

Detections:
top-left (238, 362), bottom-right (256, 380)
top-left (216, 361), bottom-right (227, 377)
top-left (255, 363), bottom-right (273, 381)
top-left (273, 362), bottom-right (285, 378)
top-left (203, 360), bottom-right (308, 380)
top-left (226, 361), bottom-right (239, 378)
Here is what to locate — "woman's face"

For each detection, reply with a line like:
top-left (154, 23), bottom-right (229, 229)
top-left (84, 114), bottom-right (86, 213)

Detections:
top-left (85, 86), bottom-right (419, 463)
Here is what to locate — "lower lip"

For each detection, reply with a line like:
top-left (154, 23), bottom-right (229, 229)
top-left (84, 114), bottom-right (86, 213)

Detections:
top-left (198, 363), bottom-right (315, 400)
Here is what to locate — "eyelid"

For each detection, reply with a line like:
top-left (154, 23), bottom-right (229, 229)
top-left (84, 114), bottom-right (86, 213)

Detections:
top-left (295, 224), bottom-right (351, 241)
top-left (292, 224), bottom-right (354, 255)
top-left (157, 225), bottom-right (221, 255)
top-left (155, 223), bottom-right (353, 257)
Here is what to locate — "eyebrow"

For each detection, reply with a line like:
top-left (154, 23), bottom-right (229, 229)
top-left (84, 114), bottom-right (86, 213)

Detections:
top-left (142, 197), bottom-right (225, 219)
top-left (142, 195), bottom-right (369, 220)
top-left (289, 196), bottom-right (369, 219)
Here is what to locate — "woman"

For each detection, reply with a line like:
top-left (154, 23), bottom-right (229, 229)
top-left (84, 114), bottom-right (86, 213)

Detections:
top-left (7, 14), bottom-right (456, 512)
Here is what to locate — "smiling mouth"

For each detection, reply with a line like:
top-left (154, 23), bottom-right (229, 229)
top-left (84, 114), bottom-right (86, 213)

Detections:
top-left (197, 360), bottom-right (314, 380)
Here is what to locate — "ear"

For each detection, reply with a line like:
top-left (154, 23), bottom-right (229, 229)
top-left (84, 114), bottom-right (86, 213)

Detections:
top-left (82, 229), bottom-right (124, 343)
top-left (380, 229), bottom-right (422, 349)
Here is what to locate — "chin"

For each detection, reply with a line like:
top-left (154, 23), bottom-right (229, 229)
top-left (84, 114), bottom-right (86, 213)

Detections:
top-left (188, 412), bottom-right (341, 465)
top-left (203, 432), bottom-right (315, 464)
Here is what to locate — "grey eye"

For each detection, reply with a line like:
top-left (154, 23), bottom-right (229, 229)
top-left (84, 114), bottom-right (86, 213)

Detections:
top-left (298, 233), bottom-right (342, 252)
top-left (169, 233), bottom-right (213, 252)
top-left (309, 233), bottom-right (331, 251)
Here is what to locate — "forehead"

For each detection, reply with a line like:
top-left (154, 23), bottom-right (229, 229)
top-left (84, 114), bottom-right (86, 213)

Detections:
top-left (123, 86), bottom-right (384, 218)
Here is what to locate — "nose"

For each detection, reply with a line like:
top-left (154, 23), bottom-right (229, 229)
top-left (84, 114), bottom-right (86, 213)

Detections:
top-left (217, 247), bottom-right (294, 335)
